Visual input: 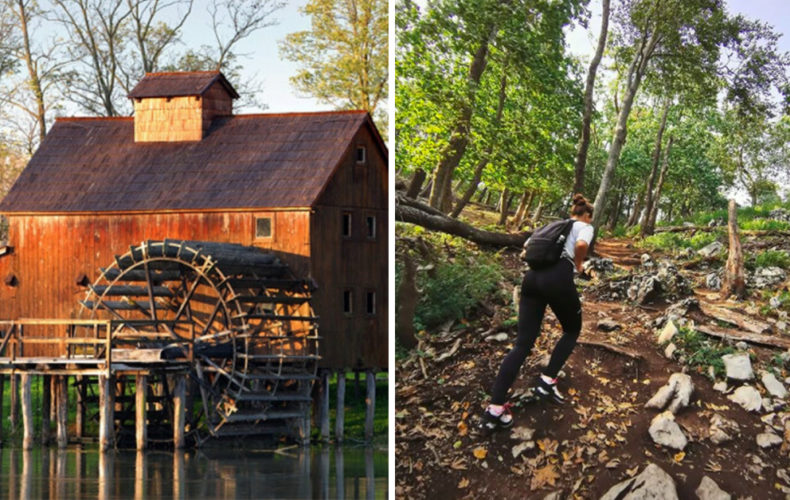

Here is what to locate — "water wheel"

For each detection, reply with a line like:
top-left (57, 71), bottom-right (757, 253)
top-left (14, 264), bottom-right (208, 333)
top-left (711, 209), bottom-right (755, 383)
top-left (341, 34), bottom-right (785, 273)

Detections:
top-left (79, 239), bottom-right (319, 443)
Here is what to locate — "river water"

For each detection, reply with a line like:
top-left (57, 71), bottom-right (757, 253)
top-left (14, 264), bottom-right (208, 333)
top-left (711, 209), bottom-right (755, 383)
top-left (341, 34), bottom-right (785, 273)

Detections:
top-left (0, 443), bottom-right (388, 499)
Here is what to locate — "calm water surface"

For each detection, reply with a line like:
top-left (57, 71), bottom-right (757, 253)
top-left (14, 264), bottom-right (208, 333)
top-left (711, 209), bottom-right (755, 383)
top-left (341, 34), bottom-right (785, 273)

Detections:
top-left (0, 443), bottom-right (387, 499)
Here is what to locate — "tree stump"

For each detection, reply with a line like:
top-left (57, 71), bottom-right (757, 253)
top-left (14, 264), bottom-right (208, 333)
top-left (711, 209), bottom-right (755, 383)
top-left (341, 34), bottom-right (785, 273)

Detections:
top-left (721, 199), bottom-right (746, 300)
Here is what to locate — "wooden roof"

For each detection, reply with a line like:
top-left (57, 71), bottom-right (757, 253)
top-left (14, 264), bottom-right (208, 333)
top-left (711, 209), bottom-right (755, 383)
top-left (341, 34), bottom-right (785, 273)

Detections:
top-left (128, 71), bottom-right (240, 99)
top-left (0, 111), bottom-right (387, 213)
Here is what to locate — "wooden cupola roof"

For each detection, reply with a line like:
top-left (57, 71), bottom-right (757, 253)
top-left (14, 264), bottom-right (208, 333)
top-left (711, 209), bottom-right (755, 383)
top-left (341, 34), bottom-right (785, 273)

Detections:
top-left (128, 71), bottom-right (240, 100)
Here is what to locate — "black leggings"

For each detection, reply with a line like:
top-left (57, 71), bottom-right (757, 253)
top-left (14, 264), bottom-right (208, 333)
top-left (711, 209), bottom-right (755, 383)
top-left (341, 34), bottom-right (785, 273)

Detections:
top-left (490, 259), bottom-right (582, 404)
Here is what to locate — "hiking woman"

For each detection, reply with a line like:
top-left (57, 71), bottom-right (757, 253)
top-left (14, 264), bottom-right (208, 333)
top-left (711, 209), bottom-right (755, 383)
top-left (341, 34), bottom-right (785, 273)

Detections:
top-left (483, 193), bottom-right (594, 430)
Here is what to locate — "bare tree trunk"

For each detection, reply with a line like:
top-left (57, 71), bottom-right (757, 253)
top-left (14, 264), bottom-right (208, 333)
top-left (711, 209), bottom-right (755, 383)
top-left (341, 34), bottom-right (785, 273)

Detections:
top-left (531, 196), bottom-right (544, 224)
top-left (15, 0), bottom-right (47, 142)
top-left (606, 183), bottom-right (624, 231)
top-left (626, 193), bottom-right (643, 227)
top-left (721, 199), bottom-right (746, 300)
top-left (640, 100), bottom-right (670, 235)
top-left (406, 169), bottom-right (426, 199)
top-left (395, 253), bottom-right (418, 349)
top-left (510, 189), bottom-right (530, 228)
top-left (419, 178), bottom-right (433, 198)
top-left (477, 187), bottom-right (487, 203)
top-left (483, 190), bottom-right (492, 206)
top-left (645, 135), bottom-right (673, 234)
top-left (592, 29), bottom-right (660, 229)
top-left (573, 0), bottom-right (610, 194)
top-left (497, 188), bottom-right (510, 226)
top-left (428, 26), bottom-right (495, 209)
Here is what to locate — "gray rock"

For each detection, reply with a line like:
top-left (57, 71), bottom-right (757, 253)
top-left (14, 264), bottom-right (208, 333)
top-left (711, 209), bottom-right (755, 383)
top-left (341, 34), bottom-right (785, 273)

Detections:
top-left (542, 492), bottom-right (562, 500)
top-left (698, 241), bottom-right (724, 258)
top-left (645, 373), bottom-right (694, 414)
top-left (658, 320), bottom-right (678, 344)
top-left (510, 426), bottom-right (535, 441)
top-left (777, 320), bottom-right (787, 332)
top-left (770, 296), bottom-right (783, 309)
top-left (656, 261), bottom-right (692, 298)
top-left (706, 272), bottom-right (722, 290)
top-left (641, 253), bottom-right (654, 266)
top-left (727, 385), bottom-right (762, 412)
top-left (760, 371), bottom-right (788, 399)
top-left (649, 411), bottom-right (688, 450)
top-left (600, 463), bottom-right (678, 500)
top-left (713, 381), bottom-right (728, 393)
top-left (678, 247), bottom-right (695, 259)
top-left (735, 341), bottom-right (749, 351)
top-left (695, 475), bottom-right (731, 500)
top-left (485, 332), bottom-right (510, 342)
top-left (597, 319), bottom-right (621, 332)
top-left (709, 414), bottom-right (739, 444)
top-left (748, 266), bottom-right (787, 288)
top-left (769, 208), bottom-right (790, 222)
top-left (628, 276), bottom-right (661, 304)
top-left (722, 353), bottom-right (754, 380)
top-left (756, 432), bottom-right (783, 448)
top-left (584, 257), bottom-right (615, 274)
top-left (665, 297), bottom-right (699, 322)
top-left (511, 440), bottom-right (535, 458)
top-left (665, 343), bottom-right (677, 359)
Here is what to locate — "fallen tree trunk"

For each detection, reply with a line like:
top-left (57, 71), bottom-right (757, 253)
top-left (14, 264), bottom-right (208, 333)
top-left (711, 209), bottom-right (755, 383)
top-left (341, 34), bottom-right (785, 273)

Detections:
top-left (396, 196), bottom-right (528, 248)
top-left (698, 301), bottom-right (772, 334)
top-left (695, 324), bottom-right (790, 350)
top-left (577, 339), bottom-right (643, 360)
top-left (655, 226), bottom-right (790, 237)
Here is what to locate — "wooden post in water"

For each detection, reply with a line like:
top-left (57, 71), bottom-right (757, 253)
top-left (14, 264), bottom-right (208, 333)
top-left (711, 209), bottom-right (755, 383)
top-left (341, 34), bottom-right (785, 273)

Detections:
top-left (10, 374), bottom-right (19, 432)
top-left (364, 370), bottom-right (375, 442)
top-left (56, 376), bottom-right (68, 448)
top-left (135, 375), bottom-right (147, 450)
top-left (173, 374), bottom-right (186, 449)
top-left (335, 446), bottom-right (345, 499)
top-left (320, 370), bottom-right (330, 442)
top-left (99, 374), bottom-right (114, 451)
top-left (335, 371), bottom-right (346, 443)
top-left (75, 376), bottom-right (85, 439)
top-left (42, 375), bottom-right (51, 445)
top-left (21, 373), bottom-right (33, 449)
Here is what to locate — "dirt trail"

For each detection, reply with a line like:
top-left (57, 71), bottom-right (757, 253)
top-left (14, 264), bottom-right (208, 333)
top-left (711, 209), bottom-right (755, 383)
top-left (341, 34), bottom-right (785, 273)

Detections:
top-left (396, 236), bottom-right (790, 499)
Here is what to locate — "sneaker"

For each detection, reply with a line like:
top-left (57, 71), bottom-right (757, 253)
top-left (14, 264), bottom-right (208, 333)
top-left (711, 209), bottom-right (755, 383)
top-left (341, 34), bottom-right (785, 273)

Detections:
top-left (535, 377), bottom-right (565, 405)
top-left (481, 403), bottom-right (514, 431)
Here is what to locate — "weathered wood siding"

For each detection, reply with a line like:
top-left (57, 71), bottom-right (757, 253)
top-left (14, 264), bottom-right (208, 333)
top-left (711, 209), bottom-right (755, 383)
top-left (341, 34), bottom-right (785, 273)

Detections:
top-left (0, 210), bottom-right (310, 356)
top-left (311, 125), bottom-right (388, 370)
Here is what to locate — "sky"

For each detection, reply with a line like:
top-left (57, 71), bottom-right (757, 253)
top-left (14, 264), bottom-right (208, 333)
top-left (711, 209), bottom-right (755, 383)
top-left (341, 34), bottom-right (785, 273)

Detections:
top-left (178, 0), bottom-right (332, 113)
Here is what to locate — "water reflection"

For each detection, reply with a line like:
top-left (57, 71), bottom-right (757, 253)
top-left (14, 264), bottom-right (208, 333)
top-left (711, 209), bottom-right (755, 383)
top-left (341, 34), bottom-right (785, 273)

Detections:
top-left (0, 444), bottom-right (387, 499)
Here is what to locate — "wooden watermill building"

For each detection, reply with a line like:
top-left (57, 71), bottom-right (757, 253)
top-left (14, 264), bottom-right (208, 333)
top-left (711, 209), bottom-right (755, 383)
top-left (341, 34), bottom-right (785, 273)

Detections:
top-left (0, 71), bottom-right (388, 447)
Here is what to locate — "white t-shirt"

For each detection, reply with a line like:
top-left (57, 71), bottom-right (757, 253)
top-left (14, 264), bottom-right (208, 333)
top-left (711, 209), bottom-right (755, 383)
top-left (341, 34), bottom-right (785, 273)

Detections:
top-left (562, 220), bottom-right (594, 262)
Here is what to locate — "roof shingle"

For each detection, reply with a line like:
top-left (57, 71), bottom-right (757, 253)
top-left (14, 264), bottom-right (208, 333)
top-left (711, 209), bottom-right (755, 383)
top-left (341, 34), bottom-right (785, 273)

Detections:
top-left (128, 71), bottom-right (240, 99)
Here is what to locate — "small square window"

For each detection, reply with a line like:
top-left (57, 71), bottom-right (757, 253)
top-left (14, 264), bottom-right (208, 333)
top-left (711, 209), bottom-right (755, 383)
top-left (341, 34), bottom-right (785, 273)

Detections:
top-left (343, 289), bottom-right (353, 314)
top-left (366, 291), bottom-right (376, 315)
top-left (366, 216), bottom-right (376, 239)
top-left (255, 217), bottom-right (272, 238)
top-left (342, 212), bottom-right (352, 238)
top-left (356, 146), bottom-right (366, 163)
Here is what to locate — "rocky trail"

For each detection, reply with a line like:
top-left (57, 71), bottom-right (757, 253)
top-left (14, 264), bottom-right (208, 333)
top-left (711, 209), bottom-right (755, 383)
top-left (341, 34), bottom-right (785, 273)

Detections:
top-left (396, 234), bottom-right (790, 499)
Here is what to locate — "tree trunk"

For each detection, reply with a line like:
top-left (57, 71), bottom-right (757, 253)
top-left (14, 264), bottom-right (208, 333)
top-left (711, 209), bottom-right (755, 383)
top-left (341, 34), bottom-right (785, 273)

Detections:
top-left (592, 29), bottom-right (660, 229)
top-left (531, 197), bottom-right (544, 224)
top-left (395, 253), bottom-right (418, 349)
top-left (395, 202), bottom-right (528, 248)
top-left (497, 188), bottom-right (511, 226)
top-left (626, 193), bottom-right (643, 227)
top-left (419, 178), bottom-right (433, 198)
top-left (640, 101), bottom-right (671, 235)
top-left (645, 135), bottom-right (673, 234)
top-left (573, 0), bottom-right (610, 194)
top-left (606, 183), bottom-right (624, 231)
top-left (721, 199), bottom-right (746, 300)
top-left (477, 187), bottom-right (488, 203)
top-left (15, 0), bottom-right (47, 142)
top-left (406, 169), bottom-right (426, 199)
top-left (511, 190), bottom-right (530, 228)
top-left (428, 27), bottom-right (495, 209)
top-left (451, 72), bottom-right (508, 218)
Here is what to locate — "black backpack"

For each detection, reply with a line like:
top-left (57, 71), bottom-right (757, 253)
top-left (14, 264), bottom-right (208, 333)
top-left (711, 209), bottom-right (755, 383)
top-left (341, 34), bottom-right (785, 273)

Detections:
top-left (522, 219), bottom-right (575, 269)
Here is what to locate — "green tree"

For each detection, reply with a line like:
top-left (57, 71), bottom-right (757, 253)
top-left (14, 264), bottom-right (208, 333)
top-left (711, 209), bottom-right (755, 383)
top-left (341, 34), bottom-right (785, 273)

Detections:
top-left (280, 0), bottom-right (388, 130)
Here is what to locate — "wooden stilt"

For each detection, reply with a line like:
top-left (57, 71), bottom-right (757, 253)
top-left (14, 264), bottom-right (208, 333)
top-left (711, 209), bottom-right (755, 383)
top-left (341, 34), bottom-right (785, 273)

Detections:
top-left (42, 375), bottom-right (51, 445)
top-left (320, 370), bottom-right (330, 442)
top-left (135, 375), bottom-right (147, 450)
top-left (173, 450), bottom-right (185, 500)
top-left (99, 374), bottom-right (114, 451)
top-left (98, 449), bottom-right (111, 500)
top-left (335, 372), bottom-right (346, 443)
top-left (21, 450), bottom-right (31, 499)
top-left (320, 446), bottom-right (330, 499)
top-left (298, 404), bottom-right (311, 446)
top-left (10, 374), bottom-right (19, 432)
top-left (55, 449), bottom-right (67, 498)
top-left (21, 374), bottom-right (33, 449)
top-left (75, 376), bottom-right (85, 440)
top-left (134, 450), bottom-right (146, 500)
top-left (173, 374), bottom-right (186, 449)
top-left (56, 376), bottom-right (68, 448)
top-left (364, 370), bottom-right (375, 442)
top-left (365, 446), bottom-right (374, 500)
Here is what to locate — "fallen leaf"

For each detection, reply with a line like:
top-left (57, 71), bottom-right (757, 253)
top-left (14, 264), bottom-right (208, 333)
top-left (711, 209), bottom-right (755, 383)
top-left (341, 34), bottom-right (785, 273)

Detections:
top-left (530, 464), bottom-right (559, 491)
top-left (673, 451), bottom-right (685, 463)
top-left (457, 478), bottom-right (470, 489)
top-left (457, 421), bottom-right (468, 436)
top-left (537, 438), bottom-right (558, 455)
top-left (473, 447), bottom-right (487, 460)
top-left (449, 458), bottom-right (466, 470)
top-left (453, 440), bottom-right (462, 449)
top-left (626, 466), bottom-right (639, 477)
top-left (568, 387), bottom-right (578, 396)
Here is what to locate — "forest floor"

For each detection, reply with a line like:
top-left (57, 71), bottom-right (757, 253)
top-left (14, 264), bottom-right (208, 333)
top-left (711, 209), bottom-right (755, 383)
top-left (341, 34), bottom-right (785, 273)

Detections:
top-left (395, 217), bottom-right (790, 498)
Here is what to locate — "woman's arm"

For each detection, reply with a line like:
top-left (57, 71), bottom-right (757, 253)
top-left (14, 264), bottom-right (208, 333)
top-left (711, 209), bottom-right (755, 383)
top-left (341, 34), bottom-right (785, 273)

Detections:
top-left (574, 240), bottom-right (588, 273)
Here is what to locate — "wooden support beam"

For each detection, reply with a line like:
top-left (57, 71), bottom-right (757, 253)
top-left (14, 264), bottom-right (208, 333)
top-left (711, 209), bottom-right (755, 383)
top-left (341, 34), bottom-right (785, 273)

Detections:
top-left (320, 370), bottom-right (330, 442)
top-left (136, 375), bottom-right (147, 450)
top-left (99, 374), bottom-right (114, 451)
top-left (173, 450), bottom-right (185, 499)
top-left (42, 375), bottom-right (51, 445)
top-left (298, 405), bottom-right (311, 446)
top-left (335, 447), bottom-right (345, 499)
top-left (335, 372), bottom-right (346, 443)
top-left (10, 374), bottom-right (19, 432)
top-left (75, 376), bottom-right (85, 439)
top-left (134, 451), bottom-right (146, 500)
top-left (21, 373), bottom-right (33, 449)
top-left (365, 371), bottom-right (376, 442)
top-left (56, 376), bottom-right (68, 449)
top-left (173, 375), bottom-right (186, 449)
top-left (320, 447), bottom-right (330, 499)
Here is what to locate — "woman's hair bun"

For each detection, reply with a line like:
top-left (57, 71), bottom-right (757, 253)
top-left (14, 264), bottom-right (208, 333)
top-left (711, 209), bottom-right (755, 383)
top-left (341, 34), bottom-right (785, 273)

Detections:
top-left (572, 193), bottom-right (586, 205)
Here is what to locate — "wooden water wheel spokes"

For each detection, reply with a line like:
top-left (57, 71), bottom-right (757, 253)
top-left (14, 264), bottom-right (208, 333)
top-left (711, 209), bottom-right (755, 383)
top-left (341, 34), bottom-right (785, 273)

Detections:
top-left (79, 240), bottom-right (319, 441)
